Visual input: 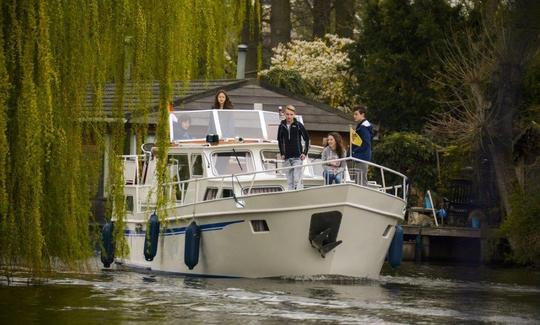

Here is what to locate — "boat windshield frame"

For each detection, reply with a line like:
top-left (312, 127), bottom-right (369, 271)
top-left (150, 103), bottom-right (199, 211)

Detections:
top-left (169, 109), bottom-right (302, 142)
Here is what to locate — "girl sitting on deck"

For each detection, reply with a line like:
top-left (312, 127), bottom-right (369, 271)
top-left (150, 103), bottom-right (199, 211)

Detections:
top-left (321, 132), bottom-right (346, 185)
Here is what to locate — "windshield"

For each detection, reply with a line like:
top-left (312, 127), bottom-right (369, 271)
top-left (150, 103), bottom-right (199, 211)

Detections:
top-left (169, 110), bottom-right (303, 141)
top-left (169, 111), bottom-right (215, 141)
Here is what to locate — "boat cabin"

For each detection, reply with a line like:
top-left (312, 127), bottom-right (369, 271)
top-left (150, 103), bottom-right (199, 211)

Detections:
top-left (122, 110), bottom-right (329, 214)
top-left (121, 109), bottom-right (407, 217)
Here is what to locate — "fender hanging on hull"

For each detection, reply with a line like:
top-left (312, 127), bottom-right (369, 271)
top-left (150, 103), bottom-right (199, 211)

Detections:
top-left (144, 213), bottom-right (160, 261)
top-left (100, 222), bottom-right (115, 268)
top-left (388, 225), bottom-right (403, 268)
top-left (184, 221), bottom-right (201, 270)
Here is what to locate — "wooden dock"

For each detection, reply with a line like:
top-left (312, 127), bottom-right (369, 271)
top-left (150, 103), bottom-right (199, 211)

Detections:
top-left (403, 225), bottom-right (481, 238)
top-left (401, 225), bottom-right (495, 263)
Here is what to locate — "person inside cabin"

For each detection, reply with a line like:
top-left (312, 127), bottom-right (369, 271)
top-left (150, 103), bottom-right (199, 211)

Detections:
top-left (277, 105), bottom-right (310, 190)
top-left (170, 113), bottom-right (193, 140)
top-left (177, 114), bottom-right (193, 140)
top-left (322, 132), bottom-right (346, 185)
top-left (351, 105), bottom-right (373, 185)
top-left (210, 89), bottom-right (235, 138)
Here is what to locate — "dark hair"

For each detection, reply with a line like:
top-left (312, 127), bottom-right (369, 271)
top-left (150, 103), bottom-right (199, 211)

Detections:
top-left (213, 90), bottom-right (233, 109)
top-left (353, 105), bottom-right (367, 115)
top-left (327, 132), bottom-right (345, 158)
top-left (179, 114), bottom-right (191, 123)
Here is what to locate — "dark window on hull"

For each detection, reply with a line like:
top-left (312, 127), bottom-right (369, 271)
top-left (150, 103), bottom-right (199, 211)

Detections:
top-left (251, 220), bottom-right (269, 232)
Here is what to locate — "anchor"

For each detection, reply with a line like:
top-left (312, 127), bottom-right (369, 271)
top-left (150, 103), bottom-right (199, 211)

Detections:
top-left (310, 227), bottom-right (343, 258)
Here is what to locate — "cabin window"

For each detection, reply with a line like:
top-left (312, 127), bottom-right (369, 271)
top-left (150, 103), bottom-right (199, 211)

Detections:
top-left (261, 150), bottom-right (322, 176)
top-left (212, 151), bottom-right (254, 175)
top-left (222, 188), bottom-right (234, 198)
top-left (242, 186), bottom-right (283, 195)
top-left (125, 195), bottom-right (134, 212)
top-left (204, 188), bottom-right (218, 201)
top-left (260, 150), bottom-right (285, 175)
top-left (203, 187), bottom-right (234, 201)
top-left (169, 154), bottom-right (189, 201)
top-left (191, 154), bottom-right (204, 177)
top-left (308, 152), bottom-right (324, 177)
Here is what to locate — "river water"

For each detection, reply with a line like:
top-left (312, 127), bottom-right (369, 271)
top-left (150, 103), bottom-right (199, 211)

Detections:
top-left (1, 262), bottom-right (539, 324)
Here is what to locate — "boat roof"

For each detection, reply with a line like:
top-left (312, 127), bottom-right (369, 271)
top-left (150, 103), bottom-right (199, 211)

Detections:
top-left (169, 109), bottom-right (302, 143)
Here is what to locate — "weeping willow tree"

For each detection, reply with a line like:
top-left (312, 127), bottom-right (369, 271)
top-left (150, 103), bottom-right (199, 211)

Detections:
top-left (0, 0), bottom-right (252, 277)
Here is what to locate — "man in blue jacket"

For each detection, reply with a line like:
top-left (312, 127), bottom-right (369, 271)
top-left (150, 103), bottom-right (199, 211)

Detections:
top-left (277, 105), bottom-right (310, 190)
top-left (351, 105), bottom-right (373, 185)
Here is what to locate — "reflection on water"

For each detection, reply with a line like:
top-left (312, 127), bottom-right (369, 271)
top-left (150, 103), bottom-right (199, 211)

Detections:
top-left (1, 262), bottom-right (540, 324)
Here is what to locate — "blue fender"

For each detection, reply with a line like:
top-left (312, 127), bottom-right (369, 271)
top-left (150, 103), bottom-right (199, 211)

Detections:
top-left (100, 222), bottom-right (115, 268)
top-left (388, 225), bottom-right (403, 268)
top-left (184, 221), bottom-right (201, 270)
top-left (144, 213), bottom-right (160, 261)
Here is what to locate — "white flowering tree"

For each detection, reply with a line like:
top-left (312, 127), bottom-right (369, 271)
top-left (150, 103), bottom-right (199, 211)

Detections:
top-left (259, 34), bottom-right (354, 110)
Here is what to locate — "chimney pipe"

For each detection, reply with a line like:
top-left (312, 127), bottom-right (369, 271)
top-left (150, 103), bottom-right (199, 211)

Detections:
top-left (236, 44), bottom-right (248, 79)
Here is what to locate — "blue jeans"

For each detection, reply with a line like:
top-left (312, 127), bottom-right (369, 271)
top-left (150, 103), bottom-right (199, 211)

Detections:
top-left (284, 158), bottom-right (303, 190)
top-left (323, 170), bottom-right (342, 185)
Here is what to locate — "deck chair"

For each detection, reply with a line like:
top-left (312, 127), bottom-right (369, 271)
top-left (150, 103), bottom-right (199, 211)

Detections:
top-left (123, 159), bottom-right (138, 185)
top-left (443, 179), bottom-right (475, 226)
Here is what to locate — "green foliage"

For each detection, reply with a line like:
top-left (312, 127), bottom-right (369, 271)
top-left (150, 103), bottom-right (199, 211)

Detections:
top-left (520, 52), bottom-right (540, 122)
top-left (259, 35), bottom-right (354, 109)
top-left (500, 190), bottom-right (540, 266)
top-left (373, 132), bottom-right (438, 193)
top-left (260, 68), bottom-right (314, 97)
top-left (436, 144), bottom-right (471, 191)
top-left (349, 0), bottom-right (468, 131)
top-left (0, 14), bottom-right (11, 261)
top-left (0, 0), bottom-right (246, 275)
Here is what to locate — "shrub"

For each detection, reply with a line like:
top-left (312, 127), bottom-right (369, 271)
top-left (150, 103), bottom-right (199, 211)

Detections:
top-left (259, 34), bottom-right (354, 109)
top-left (260, 68), bottom-right (314, 97)
top-left (500, 190), bottom-right (540, 266)
top-left (373, 132), bottom-right (438, 196)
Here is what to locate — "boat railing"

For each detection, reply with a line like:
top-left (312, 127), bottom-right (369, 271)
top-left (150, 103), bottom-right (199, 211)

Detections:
top-left (121, 155), bottom-right (408, 214)
top-left (240, 157), bottom-right (408, 200)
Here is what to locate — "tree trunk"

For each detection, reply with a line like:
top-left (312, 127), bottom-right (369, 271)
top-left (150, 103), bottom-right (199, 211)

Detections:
top-left (485, 1), bottom-right (540, 217)
top-left (270, 0), bottom-right (291, 48)
top-left (335, 0), bottom-right (355, 38)
top-left (312, 0), bottom-right (332, 38)
top-left (241, 0), bottom-right (262, 76)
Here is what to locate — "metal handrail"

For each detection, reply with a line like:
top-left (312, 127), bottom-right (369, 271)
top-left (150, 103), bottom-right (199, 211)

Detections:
top-left (122, 155), bottom-right (408, 213)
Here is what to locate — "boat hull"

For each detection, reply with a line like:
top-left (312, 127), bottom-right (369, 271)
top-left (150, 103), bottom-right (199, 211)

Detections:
top-left (117, 184), bottom-right (406, 279)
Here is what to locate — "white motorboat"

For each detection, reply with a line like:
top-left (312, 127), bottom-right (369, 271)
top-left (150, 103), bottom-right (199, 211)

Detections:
top-left (104, 109), bottom-right (407, 279)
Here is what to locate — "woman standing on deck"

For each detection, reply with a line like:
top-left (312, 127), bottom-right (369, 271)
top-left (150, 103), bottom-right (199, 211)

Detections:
top-left (212, 90), bottom-right (234, 109)
top-left (210, 90), bottom-right (235, 137)
top-left (321, 132), bottom-right (346, 185)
